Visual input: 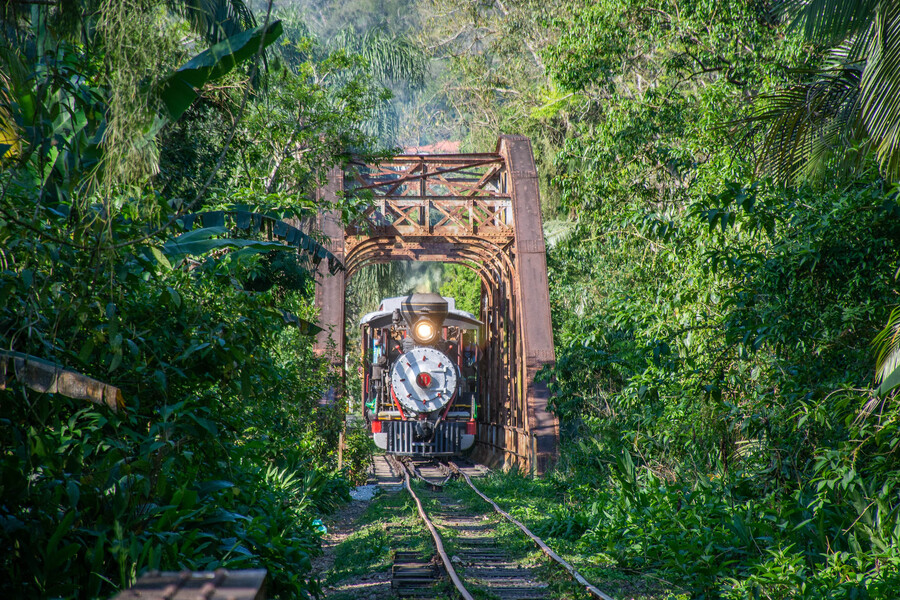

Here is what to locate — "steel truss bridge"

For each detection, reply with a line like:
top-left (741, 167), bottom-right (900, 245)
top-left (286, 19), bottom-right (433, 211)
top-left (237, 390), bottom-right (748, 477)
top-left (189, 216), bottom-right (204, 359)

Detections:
top-left (313, 135), bottom-right (558, 473)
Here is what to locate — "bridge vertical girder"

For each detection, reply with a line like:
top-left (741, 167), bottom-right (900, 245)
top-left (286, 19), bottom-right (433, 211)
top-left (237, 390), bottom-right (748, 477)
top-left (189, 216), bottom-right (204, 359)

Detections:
top-left (498, 135), bottom-right (559, 473)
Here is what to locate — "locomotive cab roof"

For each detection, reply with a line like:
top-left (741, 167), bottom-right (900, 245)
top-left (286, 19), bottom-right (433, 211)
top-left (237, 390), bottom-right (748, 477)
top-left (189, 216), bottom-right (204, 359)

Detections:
top-left (360, 294), bottom-right (482, 330)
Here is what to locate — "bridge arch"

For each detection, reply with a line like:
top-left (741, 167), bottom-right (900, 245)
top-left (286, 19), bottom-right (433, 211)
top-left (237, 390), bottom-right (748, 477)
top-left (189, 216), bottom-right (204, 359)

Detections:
top-left (314, 135), bottom-right (558, 473)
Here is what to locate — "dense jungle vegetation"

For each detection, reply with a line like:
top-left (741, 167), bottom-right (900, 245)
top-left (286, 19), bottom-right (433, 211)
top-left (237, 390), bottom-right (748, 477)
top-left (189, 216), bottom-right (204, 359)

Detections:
top-left (0, 0), bottom-right (396, 597)
top-left (403, 0), bottom-right (900, 597)
top-left (4, 0), bottom-right (900, 599)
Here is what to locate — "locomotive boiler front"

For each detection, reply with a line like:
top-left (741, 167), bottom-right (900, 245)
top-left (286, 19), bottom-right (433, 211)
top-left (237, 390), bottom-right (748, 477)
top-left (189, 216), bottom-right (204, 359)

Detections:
top-left (391, 346), bottom-right (458, 415)
top-left (392, 293), bottom-right (455, 418)
top-left (361, 292), bottom-right (481, 456)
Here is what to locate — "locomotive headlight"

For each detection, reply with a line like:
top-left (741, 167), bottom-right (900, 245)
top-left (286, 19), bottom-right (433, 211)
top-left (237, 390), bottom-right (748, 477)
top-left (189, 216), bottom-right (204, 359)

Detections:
top-left (412, 318), bottom-right (438, 344)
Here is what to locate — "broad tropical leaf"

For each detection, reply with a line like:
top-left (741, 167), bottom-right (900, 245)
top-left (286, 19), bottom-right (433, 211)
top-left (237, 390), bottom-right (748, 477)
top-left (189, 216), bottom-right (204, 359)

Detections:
top-left (161, 226), bottom-right (290, 260)
top-left (179, 209), bottom-right (344, 274)
top-left (157, 20), bottom-right (283, 121)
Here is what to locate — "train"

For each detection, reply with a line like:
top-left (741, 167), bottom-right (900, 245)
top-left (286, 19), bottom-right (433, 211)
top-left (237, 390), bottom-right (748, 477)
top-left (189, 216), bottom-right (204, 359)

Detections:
top-left (360, 292), bottom-right (481, 456)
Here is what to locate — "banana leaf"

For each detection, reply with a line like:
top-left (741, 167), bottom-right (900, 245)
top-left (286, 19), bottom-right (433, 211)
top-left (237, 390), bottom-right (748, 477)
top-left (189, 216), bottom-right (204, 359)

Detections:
top-left (157, 21), bottom-right (283, 121)
top-left (878, 365), bottom-right (900, 397)
top-left (178, 209), bottom-right (343, 274)
top-left (161, 226), bottom-right (291, 261)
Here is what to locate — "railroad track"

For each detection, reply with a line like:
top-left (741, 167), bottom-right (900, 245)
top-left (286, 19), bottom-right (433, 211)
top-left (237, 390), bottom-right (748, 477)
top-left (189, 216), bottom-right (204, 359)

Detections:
top-left (383, 455), bottom-right (613, 600)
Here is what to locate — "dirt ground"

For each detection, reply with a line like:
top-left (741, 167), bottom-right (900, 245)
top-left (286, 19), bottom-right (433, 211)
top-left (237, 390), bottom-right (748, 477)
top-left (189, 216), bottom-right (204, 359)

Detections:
top-left (312, 484), bottom-right (395, 600)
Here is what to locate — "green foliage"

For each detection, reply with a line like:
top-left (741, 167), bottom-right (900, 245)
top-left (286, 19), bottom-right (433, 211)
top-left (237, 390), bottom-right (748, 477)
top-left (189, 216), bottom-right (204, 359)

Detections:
top-left (0, 221), bottom-right (347, 596)
top-left (754, 0), bottom-right (900, 182)
top-left (342, 422), bottom-right (376, 486)
top-left (167, 208), bottom-right (343, 275)
top-left (540, 4), bottom-right (900, 596)
top-left (327, 25), bottom-right (427, 143)
top-left (166, 0), bottom-right (257, 45)
top-left (0, 40), bottom-right (106, 207)
top-left (158, 20), bottom-right (284, 121)
top-left (439, 263), bottom-right (481, 315)
top-left (874, 305), bottom-right (900, 395)
top-left (0, 1), bottom-right (396, 598)
top-left (464, 458), bottom-right (900, 599)
top-left (421, 0), bottom-right (900, 596)
top-left (236, 21), bottom-right (396, 194)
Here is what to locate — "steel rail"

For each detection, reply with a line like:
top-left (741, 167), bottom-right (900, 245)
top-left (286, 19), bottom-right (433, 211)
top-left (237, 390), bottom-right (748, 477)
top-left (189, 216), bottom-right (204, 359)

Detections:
top-left (448, 462), bottom-right (616, 600)
top-left (389, 457), bottom-right (475, 600)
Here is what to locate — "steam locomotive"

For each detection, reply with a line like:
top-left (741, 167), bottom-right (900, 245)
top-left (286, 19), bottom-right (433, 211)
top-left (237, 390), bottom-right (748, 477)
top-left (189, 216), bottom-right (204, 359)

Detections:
top-left (360, 292), bottom-right (480, 455)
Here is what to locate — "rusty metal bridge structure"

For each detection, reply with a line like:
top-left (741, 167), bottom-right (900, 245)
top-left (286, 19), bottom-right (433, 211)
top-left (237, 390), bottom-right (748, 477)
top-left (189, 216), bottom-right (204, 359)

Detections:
top-left (313, 135), bottom-right (558, 473)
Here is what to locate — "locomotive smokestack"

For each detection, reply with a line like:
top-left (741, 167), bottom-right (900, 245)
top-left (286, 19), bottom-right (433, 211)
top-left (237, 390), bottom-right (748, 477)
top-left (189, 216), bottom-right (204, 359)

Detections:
top-left (401, 293), bottom-right (449, 328)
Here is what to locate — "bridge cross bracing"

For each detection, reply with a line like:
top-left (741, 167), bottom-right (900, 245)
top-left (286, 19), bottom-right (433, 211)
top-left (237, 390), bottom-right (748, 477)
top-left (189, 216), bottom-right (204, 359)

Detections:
top-left (314, 135), bottom-right (558, 473)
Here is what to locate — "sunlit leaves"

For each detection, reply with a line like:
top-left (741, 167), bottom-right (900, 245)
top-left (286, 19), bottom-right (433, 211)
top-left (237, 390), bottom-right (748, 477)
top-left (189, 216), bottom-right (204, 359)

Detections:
top-left (744, 67), bottom-right (865, 183)
top-left (858, 2), bottom-right (900, 179)
top-left (777, 0), bottom-right (880, 47)
top-left (0, 2), bottom-right (375, 598)
top-left (533, 2), bottom-right (900, 595)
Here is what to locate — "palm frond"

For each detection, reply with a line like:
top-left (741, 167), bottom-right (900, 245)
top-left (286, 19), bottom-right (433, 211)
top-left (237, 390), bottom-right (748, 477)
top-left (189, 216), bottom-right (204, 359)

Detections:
top-left (743, 65), bottom-right (863, 183)
top-left (330, 26), bottom-right (426, 89)
top-left (754, 2), bottom-right (900, 182)
top-left (858, 3), bottom-right (900, 179)
top-left (825, 25), bottom-right (878, 66)
top-left (777, 0), bottom-right (881, 46)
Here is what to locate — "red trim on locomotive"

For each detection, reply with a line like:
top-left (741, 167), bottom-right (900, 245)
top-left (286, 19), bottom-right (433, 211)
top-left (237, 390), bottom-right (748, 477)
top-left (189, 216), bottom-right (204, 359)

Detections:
top-left (390, 385), bottom-right (406, 420)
